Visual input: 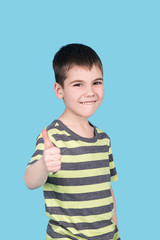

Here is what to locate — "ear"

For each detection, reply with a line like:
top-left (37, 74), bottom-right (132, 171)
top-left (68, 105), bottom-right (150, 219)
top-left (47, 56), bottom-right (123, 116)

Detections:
top-left (54, 82), bottom-right (64, 99)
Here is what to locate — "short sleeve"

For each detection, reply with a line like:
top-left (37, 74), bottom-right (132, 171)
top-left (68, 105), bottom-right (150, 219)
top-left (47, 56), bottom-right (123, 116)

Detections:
top-left (108, 139), bottom-right (118, 182)
top-left (27, 132), bottom-right (44, 168)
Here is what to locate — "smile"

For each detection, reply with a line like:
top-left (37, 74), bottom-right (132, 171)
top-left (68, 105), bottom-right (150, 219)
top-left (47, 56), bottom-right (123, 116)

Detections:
top-left (80, 101), bottom-right (96, 105)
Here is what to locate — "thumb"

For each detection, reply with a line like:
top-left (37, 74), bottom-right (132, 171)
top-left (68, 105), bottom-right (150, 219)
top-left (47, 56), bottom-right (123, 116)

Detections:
top-left (42, 129), bottom-right (54, 149)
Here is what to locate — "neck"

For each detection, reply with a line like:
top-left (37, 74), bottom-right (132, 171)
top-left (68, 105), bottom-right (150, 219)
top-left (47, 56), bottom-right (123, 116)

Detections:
top-left (58, 110), bottom-right (89, 128)
top-left (58, 111), bottom-right (94, 138)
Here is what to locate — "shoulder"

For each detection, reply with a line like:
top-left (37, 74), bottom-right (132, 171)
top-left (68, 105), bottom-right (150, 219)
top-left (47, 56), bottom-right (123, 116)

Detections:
top-left (94, 125), bottom-right (110, 139)
top-left (36, 120), bottom-right (61, 146)
top-left (94, 125), bottom-right (111, 146)
top-left (46, 120), bottom-right (60, 132)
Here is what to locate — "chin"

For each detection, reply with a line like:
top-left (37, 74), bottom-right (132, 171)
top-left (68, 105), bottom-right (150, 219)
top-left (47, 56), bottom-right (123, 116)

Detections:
top-left (80, 111), bottom-right (96, 118)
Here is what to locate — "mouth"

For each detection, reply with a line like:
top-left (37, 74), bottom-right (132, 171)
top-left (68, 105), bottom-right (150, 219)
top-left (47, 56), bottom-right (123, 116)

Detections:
top-left (80, 100), bottom-right (97, 105)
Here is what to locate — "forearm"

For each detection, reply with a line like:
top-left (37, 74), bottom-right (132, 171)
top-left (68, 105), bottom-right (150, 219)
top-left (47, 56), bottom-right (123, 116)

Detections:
top-left (111, 187), bottom-right (118, 228)
top-left (24, 157), bottom-right (49, 190)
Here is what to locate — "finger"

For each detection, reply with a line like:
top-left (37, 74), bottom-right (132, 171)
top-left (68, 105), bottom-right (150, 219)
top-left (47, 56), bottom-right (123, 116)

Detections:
top-left (46, 160), bottom-right (61, 172)
top-left (49, 162), bottom-right (61, 172)
top-left (44, 147), bottom-right (61, 155)
top-left (47, 159), bottom-right (61, 167)
top-left (43, 154), bottom-right (61, 161)
top-left (48, 166), bottom-right (61, 173)
top-left (42, 129), bottom-right (54, 149)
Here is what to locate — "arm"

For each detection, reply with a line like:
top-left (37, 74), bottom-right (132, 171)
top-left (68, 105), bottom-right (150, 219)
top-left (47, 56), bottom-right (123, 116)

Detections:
top-left (111, 186), bottom-right (118, 229)
top-left (24, 157), bottom-right (49, 190)
top-left (24, 129), bottom-right (61, 190)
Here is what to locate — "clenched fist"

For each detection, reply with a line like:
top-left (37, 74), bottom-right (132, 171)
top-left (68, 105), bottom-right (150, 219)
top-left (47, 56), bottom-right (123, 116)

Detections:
top-left (42, 129), bottom-right (61, 173)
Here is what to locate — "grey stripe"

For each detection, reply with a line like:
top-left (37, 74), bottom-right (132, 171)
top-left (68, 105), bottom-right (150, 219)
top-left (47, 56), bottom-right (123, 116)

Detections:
top-left (34, 144), bottom-right (109, 156)
top-left (62, 159), bottom-right (109, 171)
top-left (36, 137), bottom-right (44, 146)
top-left (88, 229), bottom-right (117, 240)
top-left (61, 145), bottom-right (109, 156)
top-left (47, 224), bottom-right (77, 240)
top-left (49, 219), bottom-right (112, 231)
top-left (31, 149), bottom-right (43, 158)
top-left (46, 203), bottom-right (113, 217)
top-left (47, 174), bottom-right (111, 186)
top-left (44, 189), bottom-right (111, 201)
top-left (111, 167), bottom-right (117, 177)
top-left (27, 160), bottom-right (38, 166)
top-left (109, 153), bottom-right (113, 162)
top-left (47, 222), bottom-right (117, 240)
top-left (53, 132), bottom-right (108, 142)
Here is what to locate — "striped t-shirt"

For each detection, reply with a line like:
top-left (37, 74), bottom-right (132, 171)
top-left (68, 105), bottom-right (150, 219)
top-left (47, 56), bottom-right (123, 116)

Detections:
top-left (28, 120), bottom-right (120, 240)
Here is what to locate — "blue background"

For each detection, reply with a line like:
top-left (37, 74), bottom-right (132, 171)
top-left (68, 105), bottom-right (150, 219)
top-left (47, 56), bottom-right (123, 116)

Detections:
top-left (1, 0), bottom-right (160, 239)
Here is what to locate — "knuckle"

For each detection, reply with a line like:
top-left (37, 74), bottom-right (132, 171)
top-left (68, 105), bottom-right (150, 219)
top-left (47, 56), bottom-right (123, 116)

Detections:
top-left (55, 147), bottom-right (61, 153)
top-left (58, 162), bottom-right (61, 168)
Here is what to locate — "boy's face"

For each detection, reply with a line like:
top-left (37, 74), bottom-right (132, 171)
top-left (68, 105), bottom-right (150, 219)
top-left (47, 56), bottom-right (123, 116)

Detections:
top-left (55, 65), bottom-right (104, 119)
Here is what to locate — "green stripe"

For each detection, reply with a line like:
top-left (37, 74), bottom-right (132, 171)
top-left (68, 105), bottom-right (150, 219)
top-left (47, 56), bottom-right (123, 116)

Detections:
top-left (43, 182), bottom-right (111, 194)
top-left (45, 196), bottom-right (113, 209)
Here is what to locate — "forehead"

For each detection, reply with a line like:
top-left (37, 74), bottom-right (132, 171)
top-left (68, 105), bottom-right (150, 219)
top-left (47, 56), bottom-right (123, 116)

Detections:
top-left (65, 65), bottom-right (103, 81)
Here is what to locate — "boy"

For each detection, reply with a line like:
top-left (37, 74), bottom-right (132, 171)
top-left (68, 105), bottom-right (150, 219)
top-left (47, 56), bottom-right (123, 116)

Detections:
top-left (24, 43), bottom-right (120, 240)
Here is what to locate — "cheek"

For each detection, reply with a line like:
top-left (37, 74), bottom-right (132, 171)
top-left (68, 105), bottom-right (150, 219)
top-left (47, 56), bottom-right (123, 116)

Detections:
top-left (98, 88), bottom-right (104, 100)
top-left (63, 91), bottom-right (78, 103)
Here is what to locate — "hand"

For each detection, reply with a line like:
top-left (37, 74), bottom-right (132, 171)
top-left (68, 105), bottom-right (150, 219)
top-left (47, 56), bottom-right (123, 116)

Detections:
top-left (42, 129), bottom-right (61, 173)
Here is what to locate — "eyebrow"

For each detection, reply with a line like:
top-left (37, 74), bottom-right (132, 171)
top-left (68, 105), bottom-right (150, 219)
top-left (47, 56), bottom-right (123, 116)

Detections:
top-left (70, 78), bottom-right (103, 84)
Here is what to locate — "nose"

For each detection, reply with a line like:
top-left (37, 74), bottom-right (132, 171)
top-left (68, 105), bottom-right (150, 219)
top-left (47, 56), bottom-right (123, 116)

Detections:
top-left (85, 84), bottom-right (95, 97)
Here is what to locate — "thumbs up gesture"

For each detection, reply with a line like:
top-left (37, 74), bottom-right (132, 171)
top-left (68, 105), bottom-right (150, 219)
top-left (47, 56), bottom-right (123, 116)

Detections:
top-left (42, 129), bottom-right (61, 173)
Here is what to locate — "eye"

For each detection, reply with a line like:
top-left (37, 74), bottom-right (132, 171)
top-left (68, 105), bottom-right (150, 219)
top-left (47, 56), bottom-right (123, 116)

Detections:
top-left (73, 83), bottom-right (82, 87)
top-left (93, 81), bottom-right (103, 85)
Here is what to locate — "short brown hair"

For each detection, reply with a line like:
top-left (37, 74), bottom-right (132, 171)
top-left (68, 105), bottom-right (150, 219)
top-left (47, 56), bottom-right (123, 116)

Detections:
top-left (53, 43), bottom-right (103, 87)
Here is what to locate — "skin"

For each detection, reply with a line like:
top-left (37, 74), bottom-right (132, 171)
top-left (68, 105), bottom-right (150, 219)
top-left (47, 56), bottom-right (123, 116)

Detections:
top-left (24, 64), bottom-right (118, 228)
top-left (54, 65), bottom-right (104, 136)
top-left (24, 130), bottom-right (61, 190)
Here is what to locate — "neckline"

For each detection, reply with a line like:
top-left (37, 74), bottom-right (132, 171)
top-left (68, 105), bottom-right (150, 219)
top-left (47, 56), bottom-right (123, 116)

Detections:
top-left (55, 119), bottom-right (98, 143)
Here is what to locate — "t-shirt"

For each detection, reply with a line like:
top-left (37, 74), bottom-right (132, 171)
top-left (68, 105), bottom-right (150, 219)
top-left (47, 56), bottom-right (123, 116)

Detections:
top-left (28, 120), bottom-right (120, 240)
